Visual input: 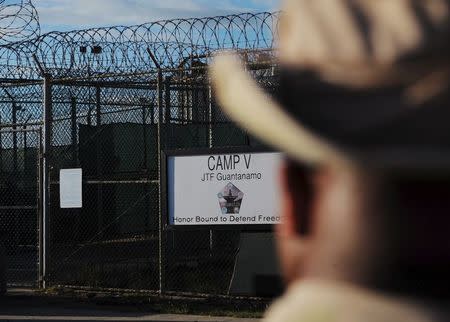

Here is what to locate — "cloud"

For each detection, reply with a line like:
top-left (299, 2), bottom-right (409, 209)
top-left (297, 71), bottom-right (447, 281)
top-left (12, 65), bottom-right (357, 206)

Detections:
top-left (36, 0), bottom-right (276, 32)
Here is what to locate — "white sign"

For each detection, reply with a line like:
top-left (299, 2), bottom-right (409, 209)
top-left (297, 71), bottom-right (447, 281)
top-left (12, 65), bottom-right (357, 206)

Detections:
top-left (60, 168), bottom-right (82, 208)
top-left (168, 152), bottom-right (282, 226)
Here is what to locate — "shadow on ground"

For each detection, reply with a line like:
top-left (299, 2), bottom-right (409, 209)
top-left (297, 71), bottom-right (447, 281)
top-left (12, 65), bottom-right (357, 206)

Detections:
top-left (0, 288), bottom-right (263, 322)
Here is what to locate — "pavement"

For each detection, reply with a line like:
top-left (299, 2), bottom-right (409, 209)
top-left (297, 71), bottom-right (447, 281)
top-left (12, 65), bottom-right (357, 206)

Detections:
top-left (0, 289), bottom-right (261, 322)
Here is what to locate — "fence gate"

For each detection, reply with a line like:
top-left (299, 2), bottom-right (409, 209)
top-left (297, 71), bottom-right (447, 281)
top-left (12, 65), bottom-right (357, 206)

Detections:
top-left (0, 127), bottom-right (41, 287)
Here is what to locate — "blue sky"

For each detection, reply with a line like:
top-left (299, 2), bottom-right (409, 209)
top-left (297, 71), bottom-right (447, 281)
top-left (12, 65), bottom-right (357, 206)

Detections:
top-left (36, 0), bottom-right (279, 33)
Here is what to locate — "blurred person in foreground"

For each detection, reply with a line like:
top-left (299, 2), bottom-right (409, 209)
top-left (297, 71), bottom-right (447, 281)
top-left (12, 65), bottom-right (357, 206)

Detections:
top-left (210, 0), bottom-right (449, 321)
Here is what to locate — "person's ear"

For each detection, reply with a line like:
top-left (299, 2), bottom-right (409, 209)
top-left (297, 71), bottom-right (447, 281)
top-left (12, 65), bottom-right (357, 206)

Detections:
top-left (276, 160), bottom-right (314, 283)
top-left (278, 160), bottom-right (314, 237)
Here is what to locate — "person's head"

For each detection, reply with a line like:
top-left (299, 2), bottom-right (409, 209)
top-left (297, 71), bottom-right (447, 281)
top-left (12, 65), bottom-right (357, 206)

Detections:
top-left (211, 0), bottom-right (450, 299)
top-left (277, 158), bottom-right (450, 299)
top-left (276, 161), bottom-right (379, 286)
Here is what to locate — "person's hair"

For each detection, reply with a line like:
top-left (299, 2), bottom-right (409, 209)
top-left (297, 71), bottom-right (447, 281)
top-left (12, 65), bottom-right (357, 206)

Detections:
top-left (371, 172), bottom-right (450, 300)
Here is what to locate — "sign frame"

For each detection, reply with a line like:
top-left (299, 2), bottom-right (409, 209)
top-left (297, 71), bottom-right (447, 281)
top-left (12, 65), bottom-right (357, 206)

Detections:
top-left (161, 147), bottom-right (282, 232)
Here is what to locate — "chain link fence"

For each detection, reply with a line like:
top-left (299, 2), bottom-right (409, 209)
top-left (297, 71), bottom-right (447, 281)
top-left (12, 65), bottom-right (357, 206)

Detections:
top-left (159, 64), bottom-right (279, 296)
top-left (46, 73), bottom-right (161, 291)
top-left (0, 65), bottom-right (280, 298)
top-left (37, 62), bottom-right (279, 296)
top-left (0, 79), bottom-right (43, 287)
top-left (1, 11), bottom-right (280, 298)
top-left (0, 126), bottom-right (41, 287)
top-left (1, 63), bottom-right (280, 297)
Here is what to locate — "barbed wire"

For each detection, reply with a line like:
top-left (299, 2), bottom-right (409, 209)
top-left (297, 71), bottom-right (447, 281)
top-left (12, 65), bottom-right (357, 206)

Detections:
top-left (0, 11), bottom-right (277, 80)
top-left (0, 0), bottom-right (40, 45)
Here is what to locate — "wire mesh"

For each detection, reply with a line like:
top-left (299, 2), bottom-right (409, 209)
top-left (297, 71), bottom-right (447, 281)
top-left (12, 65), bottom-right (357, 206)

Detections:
top-left (0, 128), bottom-right (40, 287)
top-left (0, 6), bottom-right (280, 297)
top-left (160, 65), bottom-right (278, 295)
top-left (41, 63), bottom-right (278, 295)
top-left (48, 181), bottom-right (159, 290)
top-left (0, 82), bottom-right (43, 288)
top-left (45, 73), bottom-right (162, 290)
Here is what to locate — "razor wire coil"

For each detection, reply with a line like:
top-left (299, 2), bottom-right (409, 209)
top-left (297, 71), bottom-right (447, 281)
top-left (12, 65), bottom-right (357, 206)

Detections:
top-left (1, 10), bottom-right (277, 79)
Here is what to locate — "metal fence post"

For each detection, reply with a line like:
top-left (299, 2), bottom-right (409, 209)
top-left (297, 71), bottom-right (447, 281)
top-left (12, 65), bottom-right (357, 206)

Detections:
top-left (95, 86), bottom-right (104, 237)
top-left (39, 74), bottom-right (52, 289)
top-left (164, 77), bottom-right (171, 124)
top-left (156, 69), bottom-right (166, 294)
top-left (0, 111), bottom-right (2, 171)
top-left (208, 83), bottom-right (214, 256)
top-left (148, 48), bottom-right (166, 294)
top-left (38, 126), bottom-right (44, 288)
top-left (71, 97), bottom-right (77, 166)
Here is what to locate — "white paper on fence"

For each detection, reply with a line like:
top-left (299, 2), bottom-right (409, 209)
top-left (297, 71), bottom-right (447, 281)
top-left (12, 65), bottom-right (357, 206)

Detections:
top-left (60, 168), bottom-right (82, 208)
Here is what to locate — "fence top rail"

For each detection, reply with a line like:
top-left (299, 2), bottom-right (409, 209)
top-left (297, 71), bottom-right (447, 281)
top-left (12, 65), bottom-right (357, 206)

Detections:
top-left (0, 79), bottom-right (43, 85)
top-left (0, 122), bottom-right (42, 130)
top-left (45, 56), bottom-right (276, 84)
